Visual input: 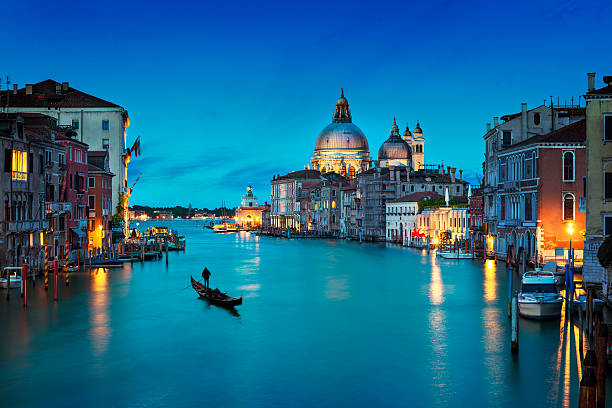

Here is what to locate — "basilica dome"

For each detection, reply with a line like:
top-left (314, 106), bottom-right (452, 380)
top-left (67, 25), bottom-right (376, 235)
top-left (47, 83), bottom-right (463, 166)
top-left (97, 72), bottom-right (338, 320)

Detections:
top-left (378, 118), bottom-right (412, 161)
top-left (314, 122), bottom-right (369, 151)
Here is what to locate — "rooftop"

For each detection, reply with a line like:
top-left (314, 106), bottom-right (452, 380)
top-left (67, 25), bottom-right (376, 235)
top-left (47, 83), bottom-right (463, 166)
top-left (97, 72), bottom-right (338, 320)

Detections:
top-left (510, 119), bottom-right (585, 148)
top-left (388, 192), bottom-right (442, 203)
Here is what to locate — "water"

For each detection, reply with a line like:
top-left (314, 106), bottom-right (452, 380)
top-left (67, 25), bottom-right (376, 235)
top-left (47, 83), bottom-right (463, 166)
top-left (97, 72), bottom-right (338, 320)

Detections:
top-left (0, 220), bottom-right (602, 407)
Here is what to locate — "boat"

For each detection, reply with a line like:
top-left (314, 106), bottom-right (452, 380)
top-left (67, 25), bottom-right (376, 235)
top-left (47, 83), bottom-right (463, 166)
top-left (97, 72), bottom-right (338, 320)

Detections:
top-left (0, 272), bottom-right (22, 289)
top-left (89, 259), bottom-right (124, 268)
top-left (518, 272), bottom-right (563, 319)
top-left (571, 282), bottom-right (605, 313)
top-left (437, 249), bottom-right (473, 259)
top-left (66, 265), bottom-right (79, 272)
top-left (542, 261), bottom-right (565, 286)
top-left (190, 276), bottom-right (242, 307)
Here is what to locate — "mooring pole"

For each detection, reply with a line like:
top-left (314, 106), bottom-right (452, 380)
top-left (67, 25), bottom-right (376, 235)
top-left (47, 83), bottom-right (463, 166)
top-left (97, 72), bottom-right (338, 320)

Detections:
top-left (165, 237), bottom-right (169, 266)
top-left (53, 257), bottom-right (58, 302)
top-left (596, 322), bottom-right (608, 408)
top-left (580, 351), bottom-right (598, 408)
top-left (23, 260), bottom-right (28, 308)
top-left (511, 293), bottom-right (519, 353)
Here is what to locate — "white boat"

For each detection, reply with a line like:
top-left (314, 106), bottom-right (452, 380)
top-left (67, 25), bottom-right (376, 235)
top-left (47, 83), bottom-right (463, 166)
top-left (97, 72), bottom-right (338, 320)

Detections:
top-left (571, 283), bottom-right (605, 313)
top-left (542, 261), bottom-right (565, 286)
top-left (0, 272), bottom-right (22, 289)
top-left (518, 272), bottom-right (563, 319)
top-left (437, 249), bottom-right (473, 259)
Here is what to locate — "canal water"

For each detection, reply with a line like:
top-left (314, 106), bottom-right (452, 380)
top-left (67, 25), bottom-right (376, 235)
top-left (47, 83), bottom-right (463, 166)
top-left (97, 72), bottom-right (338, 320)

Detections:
top-left (0, 220), bottom-right (604, 407)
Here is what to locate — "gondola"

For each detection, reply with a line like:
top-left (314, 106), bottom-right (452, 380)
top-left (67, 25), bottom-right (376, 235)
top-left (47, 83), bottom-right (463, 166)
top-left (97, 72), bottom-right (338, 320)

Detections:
top-left (190, 276), bottom-right (242, 307)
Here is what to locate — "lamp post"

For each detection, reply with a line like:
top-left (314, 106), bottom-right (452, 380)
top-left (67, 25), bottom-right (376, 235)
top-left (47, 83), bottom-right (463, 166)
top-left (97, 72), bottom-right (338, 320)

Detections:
top-left (566, 221), bottom-right (574, 267)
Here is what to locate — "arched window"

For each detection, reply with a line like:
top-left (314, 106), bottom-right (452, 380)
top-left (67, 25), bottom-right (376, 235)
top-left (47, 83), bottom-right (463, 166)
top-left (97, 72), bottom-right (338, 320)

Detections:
top-left (534, 112), bottom-right (541, 125)
top-left (563, 194), bottom-right (574, 220)
top-left (349, 166), bottom-right (355, 179)
top-left (385, 162), bottom-right (390, 168)
top-left (341, 165), bottom-right (346, 177)
top-left (563, 152), bottom-right (574, 181)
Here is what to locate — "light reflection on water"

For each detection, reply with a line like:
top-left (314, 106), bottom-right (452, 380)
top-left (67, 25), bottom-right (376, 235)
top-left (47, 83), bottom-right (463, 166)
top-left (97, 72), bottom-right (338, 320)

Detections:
top-left (89, 268), bottom-right (110, 356)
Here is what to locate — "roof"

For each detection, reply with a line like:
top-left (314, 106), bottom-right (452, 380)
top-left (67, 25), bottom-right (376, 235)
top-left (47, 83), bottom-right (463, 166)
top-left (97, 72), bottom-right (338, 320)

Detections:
top-left (88, 163), bottom-right (114, 176)
top-left (274, 169), bottom-right (322, 181)
top-left (1, 79), bottom-right (124, 109)
top-left (510, 119), bottom-right (585, 148)
top-left (388, 192), bottom-right (442, 203)
top-left (586, 83), bottom-right (612, 96)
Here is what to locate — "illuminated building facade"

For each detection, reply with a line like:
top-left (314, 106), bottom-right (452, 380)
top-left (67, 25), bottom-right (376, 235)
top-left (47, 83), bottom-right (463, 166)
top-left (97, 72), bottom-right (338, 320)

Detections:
top-left (87, 151), bottom-right (114, 250)
top-left (311, 90), bottom-right (371, 177)
top-left (377, 118), bottom-right (412, 168)
top-left (270, 170), bottom-right (322, 231)
top-left (236, 184), bottom-right (268, 228)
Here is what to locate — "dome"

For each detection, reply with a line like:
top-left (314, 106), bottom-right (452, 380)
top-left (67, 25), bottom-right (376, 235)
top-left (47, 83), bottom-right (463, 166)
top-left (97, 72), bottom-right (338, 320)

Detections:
top-left (414, 121), bottom-right (423, 135)
top-left (314, 122), bottom-right (370, 150)
top-left (378, 118), bottom-right (412, 160)
top-left (403, 124), bottom-right (412, 138)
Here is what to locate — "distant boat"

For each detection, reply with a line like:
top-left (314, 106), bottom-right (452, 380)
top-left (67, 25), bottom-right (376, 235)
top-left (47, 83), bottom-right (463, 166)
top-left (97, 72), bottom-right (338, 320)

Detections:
top-left (190, 276), bottom-right (242, 307)
top-left (518, 272), bottom-right (563, 319)
top-left (437, 249), bottom-right (472, 259)
top-left (0, 271), bottom-right (22, 289)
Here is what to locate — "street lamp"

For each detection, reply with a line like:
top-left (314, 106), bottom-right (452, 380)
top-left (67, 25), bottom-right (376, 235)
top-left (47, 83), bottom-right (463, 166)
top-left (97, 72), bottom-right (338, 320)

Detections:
top-left (566, 221), bottom-right (574, 266)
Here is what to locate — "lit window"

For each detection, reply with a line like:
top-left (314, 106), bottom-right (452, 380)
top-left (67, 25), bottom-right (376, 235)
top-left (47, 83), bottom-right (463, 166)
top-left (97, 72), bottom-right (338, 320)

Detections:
top-left (11, 150), bottom-right (28, 181)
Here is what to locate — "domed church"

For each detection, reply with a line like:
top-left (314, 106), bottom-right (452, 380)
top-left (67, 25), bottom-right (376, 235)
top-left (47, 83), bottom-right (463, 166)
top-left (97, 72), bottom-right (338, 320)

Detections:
top-left (377, 118), bottom-right (412, 168)
top-left (311, 89), bottom-right (371, 178)
top-left (401, 121), bottom-right (425, 171)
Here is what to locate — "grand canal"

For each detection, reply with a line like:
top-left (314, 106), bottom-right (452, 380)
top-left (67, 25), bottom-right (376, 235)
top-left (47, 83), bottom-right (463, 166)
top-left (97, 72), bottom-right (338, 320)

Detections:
top-left (0, 220), bottom-right (604, 407)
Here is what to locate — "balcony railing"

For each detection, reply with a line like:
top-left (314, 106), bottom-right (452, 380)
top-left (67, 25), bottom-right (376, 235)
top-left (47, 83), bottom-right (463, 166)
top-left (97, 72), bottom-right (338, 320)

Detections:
top-left (45, 202), bottom-right (71, 214)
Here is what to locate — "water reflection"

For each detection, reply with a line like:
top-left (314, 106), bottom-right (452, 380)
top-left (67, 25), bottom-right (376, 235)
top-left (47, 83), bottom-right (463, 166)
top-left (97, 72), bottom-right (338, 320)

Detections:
top-left (483, 260), bottom-right (496, 303)
top-left (89, 268), bottom-right (111, 356)
top-left (429, 263), bottom-right (444, 306)
top-left (325, 275), bottom-right (350, 301)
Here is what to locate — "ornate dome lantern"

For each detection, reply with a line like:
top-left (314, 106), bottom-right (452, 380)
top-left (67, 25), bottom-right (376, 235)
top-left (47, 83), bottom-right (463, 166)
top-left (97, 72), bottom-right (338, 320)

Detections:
top-left (378, 118), bottom-right (412, 168)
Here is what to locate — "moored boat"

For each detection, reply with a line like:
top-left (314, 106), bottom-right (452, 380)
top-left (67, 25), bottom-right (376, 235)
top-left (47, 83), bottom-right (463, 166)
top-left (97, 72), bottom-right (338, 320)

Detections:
top-left (571, 282), bottom-right (605, 313)
top-left (518, 272), bottom-right (563, 319)
top-left (0, 272), bottom-right (22, 289)
top-left (190, 276), bottom-right (242, 307)
top-left (437, 249), bottom-right (472, 259)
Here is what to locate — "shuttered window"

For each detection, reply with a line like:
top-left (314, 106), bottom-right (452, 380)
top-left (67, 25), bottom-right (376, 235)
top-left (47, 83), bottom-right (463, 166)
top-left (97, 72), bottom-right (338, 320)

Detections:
top-left (4, 149), bottom-right (10, 172)
top-left (605, 115), bottom-right (612, 141)
top-left (606, 172), bottom-right (612, 200)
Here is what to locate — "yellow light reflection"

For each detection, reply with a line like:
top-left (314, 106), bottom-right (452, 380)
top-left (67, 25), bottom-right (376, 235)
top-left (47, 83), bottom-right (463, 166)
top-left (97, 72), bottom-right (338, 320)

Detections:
top-left (429, 263), bottom-right (443, 306)
top-left (484, 260), bottom-right (496, 302)
top-left (89, 269), bottom-right (110, 356)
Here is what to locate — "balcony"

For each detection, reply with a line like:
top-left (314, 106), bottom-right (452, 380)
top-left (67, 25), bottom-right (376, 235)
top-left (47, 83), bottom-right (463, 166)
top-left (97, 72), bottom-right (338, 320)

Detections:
top-left (7, 220), bottom-right (49, 232)
top-left (46, 202), bottom-right (71, 214)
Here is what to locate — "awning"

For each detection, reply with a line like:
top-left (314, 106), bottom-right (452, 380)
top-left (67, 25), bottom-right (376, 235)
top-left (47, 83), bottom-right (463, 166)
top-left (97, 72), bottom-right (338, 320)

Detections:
top-left (411, 230), bottom-right (425, 238)
top-left (71, 228), bottom-right (87, 238)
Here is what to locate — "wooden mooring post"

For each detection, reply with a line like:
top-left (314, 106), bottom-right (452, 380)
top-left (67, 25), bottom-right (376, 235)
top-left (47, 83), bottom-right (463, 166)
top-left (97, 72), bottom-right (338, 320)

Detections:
top-left (507, 264), bottom-right (513, 317)
top-left (22, 261), bottom-right (27, 308)
top-left (53, 257), bottom-right (58, 302)
top-left (580, 350), bottom-right (598, 408)
top-left (165, 237), bottom-right (169, 266)
top-left (511, 294), bottom-right (519, 353)
top-left (5, 271), bottom-right (10, 300)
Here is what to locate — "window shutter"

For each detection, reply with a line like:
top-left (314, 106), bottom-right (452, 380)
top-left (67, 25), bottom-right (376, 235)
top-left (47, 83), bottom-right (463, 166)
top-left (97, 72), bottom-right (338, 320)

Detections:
top-left (606, 172), bottom-right (612, 200)
top-left (4, 149), bottom-right (11, 172)
top-left (29, 153), bottom-right (33, 173)
top-left (605, 116), bottom-right (612, 141)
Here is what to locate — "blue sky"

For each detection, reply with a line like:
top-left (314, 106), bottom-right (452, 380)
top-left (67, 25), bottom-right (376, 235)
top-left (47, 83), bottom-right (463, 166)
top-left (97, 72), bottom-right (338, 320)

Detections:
top-left (4, 0), bottom-right (612, 208)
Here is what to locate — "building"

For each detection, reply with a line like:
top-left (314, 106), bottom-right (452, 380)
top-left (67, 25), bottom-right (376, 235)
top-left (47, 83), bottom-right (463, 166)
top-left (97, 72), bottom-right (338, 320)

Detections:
top-left (483, 101), bottom-right (585, 257)
top-left (385, 192), bottom-right (439, 244)
top-left (468, 187), bottom-right (485, 243)
top-left (309, 174), bottom-right (348, 236)
top-left (235, 184), bottom-right (268, 228)
top-left (340, 183), bottom-right (360, 238)
top-left (401, 122), bottom-right (425, 171)
top-left (583, 73), bottom-right (612, 289)
top-left (417, 205), bottom-right (469, 243)
top-left (87, 151), bottom-right (114, 250)
top-left (55, 134), bottom-right (89, 253)
top-left (311, 90), bottom-right (371, 177)
top-left (270, 170), bottom-right (323, 231)
top-left (1, 80), bottom-right (130, 210)
top-left (378, 118), bottom-right (412, 168)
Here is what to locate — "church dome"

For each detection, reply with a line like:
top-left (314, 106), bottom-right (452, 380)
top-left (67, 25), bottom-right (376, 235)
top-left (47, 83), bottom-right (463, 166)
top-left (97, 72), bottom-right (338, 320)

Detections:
top-left (413, 121), bottom-right (423, 135)
top-left (378, 118), bottom-right (412, 160)
top-left (403, 124), bottom-right (412, 138)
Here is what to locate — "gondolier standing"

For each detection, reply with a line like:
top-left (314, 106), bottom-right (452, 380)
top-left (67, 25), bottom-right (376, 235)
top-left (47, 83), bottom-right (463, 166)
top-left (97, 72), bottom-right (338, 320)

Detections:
top-left (202, 268), bottom-right (211, 289)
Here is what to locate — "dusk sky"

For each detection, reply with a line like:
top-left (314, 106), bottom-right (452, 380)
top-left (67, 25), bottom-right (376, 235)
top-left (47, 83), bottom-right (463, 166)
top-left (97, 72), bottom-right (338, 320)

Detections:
top-left (4, 0), bottom-right (612, 208)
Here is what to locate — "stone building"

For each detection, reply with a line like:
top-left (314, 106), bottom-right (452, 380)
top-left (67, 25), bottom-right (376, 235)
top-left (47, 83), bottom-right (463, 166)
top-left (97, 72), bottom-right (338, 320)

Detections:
top-left (401, 122), bottom-right (425, 171)
top-left (583, 73), bottom-right (612, 288)
top-left (309, 174), bottom-right (348, 236)
top-left (235, 184), bottom-right (268, 229)
top-left (311, 90), bottom-right (371, 177)
top-left (416, 205), bottom-right (469, 243)
top-left (1, 79), bottom-right (130, 210)
top-left (270, 170), bottom-right (323, 231)
top-left (385, 192), bottom-right (438, 244)
top-left (87, 150), bottom-right (114, 250)
top-left (377, 118), bottom-right (412, 168)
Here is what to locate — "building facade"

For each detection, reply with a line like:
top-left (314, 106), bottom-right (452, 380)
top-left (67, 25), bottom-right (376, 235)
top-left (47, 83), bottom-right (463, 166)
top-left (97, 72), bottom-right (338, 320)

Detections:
top-left (270, 170), bottom-right (323, 231)
top-left (583, 74), bottom-right (612, 288)
top-left (87, 151), bottom-right (114, 250)
top-left (416, 206), bottom-right (469, 243)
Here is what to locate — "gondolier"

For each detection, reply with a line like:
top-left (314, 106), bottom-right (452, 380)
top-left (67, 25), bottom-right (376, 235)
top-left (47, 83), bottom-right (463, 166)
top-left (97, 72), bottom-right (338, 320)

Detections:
top-left (202, 267), bottom-right (211, 288)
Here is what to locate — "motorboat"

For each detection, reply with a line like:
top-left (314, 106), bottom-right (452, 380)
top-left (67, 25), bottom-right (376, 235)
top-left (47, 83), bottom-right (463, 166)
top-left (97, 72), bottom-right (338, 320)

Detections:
top-left (437, 249), bottom-right (473, 259)
top-left (0, 271), bottom-right (22, 289)
top-left (518, 272), bottom-right (563, 319)
top-left (542, 261), bottom-right (565, 286)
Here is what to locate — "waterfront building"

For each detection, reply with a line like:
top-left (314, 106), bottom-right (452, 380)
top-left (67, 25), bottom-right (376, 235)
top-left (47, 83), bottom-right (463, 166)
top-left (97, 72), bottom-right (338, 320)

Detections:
top-left (377, 118), bottom-right (412, 168)
top-left (309, 175), bottom-right (348, 236)
top-left (340, 183), bottom-right (360, 238)
top-left (235, 184), bottom-right (268, 228)
top-left (583, 73), bottom-right (612, 289)
top-left (87, 150), bottom-right (114, 250)
top-left (401, 122), bottom-right (425, 171)
top-left (55, 134), bottom-right (89, 253)
top-left (385, 192), bottom-right (437, 244)
top-left (311, 90), bottom-right (371, 177)
top-left (468, 187), bottom-right (485, 245)
top-left (416, 204), bottom-right (469, 243)
top-left (270, 169), bottom-right (323, 231)
top-left (483, 101), bottom-right (585, 258)
top-left (1, 80), bottom-right (130, 210)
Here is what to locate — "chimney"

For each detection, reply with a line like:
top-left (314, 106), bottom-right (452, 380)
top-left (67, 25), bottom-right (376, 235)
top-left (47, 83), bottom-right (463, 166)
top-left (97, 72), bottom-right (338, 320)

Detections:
top-left (447, 166), bottom-right (451, 176)
top-left (486, 123), bottom-right (491, 132)
top-left (62, 82), bottom-right (69, 91)
top-left (493, 117), bottom-right (499, 127)
top-left (587, 72), bottom-right (596, 92)
top-left (12, 84), bottom-right (18, 94)
top-left (459, 169), bottom-right (463, 182)
top-left (450, 168), bottom-right (456, 182)
top-left (520, 103), bottom-right (527, 141)
top-left (25, 84), bottom-right (32, 95)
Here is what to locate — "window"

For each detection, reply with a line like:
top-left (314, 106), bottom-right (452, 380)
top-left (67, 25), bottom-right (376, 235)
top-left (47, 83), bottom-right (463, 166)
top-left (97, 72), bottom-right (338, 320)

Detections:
top-left (59, 153), bottom-right (65, 167)
top-left (525, 159), bottom-right (533, 179)
top-left (500, 197), bottom-right (505, 220)
top-left (456, 186), bottom-right (460, 193)
top-left (411, 185), bottom-right (415, 192)
top-left (605, 115), bottom-right (612, 141)
top-left (563, 152), bottom-right (574, 181)
top-left (502, 131), bottom-right (511, 146)
top-left (102, 120), bottom-right (110, 131)
top-left (72, 120), bottom-right (79, 130)
top-left (10, 150), bottom-right (28, 181)
top-left (75, 149), bottom-right (82, 163)
top-left (534, 112), bottom-right (541, 125)
top-left (525, 194), bottom-right (532, 221)
top-left (102, 139), bottom-right (110, 150)
top-left (39, 154), bottom-right (43, 174)
top-left (563, 194), bottom-right (574, 221)
top-left (45, 150), bottom-right (52, 165)
top-left (606, 168), bottom-right (612, 200)
top-left (88, 195), bottom-right (95, 209)
top-left (605, 216), bottom-right (612, 236)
